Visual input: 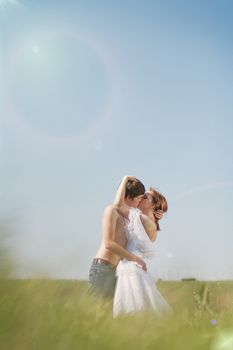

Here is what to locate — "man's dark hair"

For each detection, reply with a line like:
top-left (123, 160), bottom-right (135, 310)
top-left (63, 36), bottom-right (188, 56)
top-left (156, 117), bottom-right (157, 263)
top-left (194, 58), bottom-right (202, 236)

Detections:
top-left (125, 179), bottom-right (145, 199)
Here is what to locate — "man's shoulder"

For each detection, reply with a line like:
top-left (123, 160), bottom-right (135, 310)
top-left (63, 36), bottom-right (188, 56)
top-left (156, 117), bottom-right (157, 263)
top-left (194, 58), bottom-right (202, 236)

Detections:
top-left (103, 204), bottom-right (119, 216)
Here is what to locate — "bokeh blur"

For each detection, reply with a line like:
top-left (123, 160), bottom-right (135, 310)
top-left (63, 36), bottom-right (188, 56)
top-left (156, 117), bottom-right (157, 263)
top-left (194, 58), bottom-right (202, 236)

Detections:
top-left (1, 0), bottom-right (233, 281)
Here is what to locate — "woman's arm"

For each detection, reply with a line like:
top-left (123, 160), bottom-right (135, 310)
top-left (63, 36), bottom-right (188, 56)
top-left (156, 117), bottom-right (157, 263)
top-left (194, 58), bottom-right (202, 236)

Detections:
top-left (140, 213), bottom-right (158, 242)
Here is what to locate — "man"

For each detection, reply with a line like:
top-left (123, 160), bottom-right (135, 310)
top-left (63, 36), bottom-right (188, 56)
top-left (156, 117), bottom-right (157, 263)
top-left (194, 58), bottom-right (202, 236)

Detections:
top-left (88, 177), bottom-right (162, 300)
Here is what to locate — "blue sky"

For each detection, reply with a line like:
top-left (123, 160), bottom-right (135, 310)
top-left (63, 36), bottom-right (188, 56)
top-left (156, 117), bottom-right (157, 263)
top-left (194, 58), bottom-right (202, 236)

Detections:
top-left (1, 0), bottom-right (233, 280)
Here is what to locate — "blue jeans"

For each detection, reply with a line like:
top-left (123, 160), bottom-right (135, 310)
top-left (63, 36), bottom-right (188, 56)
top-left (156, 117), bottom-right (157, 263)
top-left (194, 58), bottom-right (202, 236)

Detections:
top-left (88, 260), bottom-right (117, 299)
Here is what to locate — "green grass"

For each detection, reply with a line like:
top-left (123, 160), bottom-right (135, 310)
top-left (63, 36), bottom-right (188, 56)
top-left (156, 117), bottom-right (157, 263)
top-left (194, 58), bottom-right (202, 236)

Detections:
top-left (0, 278), bottom-right (233, 350)
top-left (0, 226), bottom-right (232, 350)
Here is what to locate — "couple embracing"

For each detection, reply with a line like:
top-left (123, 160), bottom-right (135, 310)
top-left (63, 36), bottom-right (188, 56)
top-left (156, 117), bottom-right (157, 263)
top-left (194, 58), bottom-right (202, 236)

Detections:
top-left (88, 176), bottom-right (172, 317)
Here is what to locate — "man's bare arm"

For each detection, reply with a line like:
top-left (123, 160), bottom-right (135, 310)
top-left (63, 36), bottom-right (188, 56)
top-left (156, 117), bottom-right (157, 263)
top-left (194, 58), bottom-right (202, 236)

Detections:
top-left (113, 175), bottom-right (136, 207)
top-left (103, 205), bottom-right (147, 271)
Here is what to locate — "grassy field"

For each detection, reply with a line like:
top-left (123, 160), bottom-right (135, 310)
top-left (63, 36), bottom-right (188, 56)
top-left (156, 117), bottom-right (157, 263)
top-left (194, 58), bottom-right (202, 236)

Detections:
top-left (0, 278), bottom-right (233, 350)
top-left (0, 226), bottom-right (232, 350)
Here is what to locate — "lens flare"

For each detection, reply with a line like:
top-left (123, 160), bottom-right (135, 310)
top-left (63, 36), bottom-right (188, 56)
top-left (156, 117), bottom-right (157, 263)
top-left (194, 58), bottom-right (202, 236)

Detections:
top-left (212, 331), bottom-right (233, 350)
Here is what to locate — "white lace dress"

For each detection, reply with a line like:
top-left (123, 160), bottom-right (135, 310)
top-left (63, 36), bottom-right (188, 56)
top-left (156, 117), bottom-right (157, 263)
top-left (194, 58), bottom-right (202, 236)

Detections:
top-left (113, 208), bottom-right (172, 317)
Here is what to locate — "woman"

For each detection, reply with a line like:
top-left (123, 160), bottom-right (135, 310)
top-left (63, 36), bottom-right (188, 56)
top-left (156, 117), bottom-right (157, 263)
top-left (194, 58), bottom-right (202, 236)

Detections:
top-left (113, 176), bottom-right (172, 317)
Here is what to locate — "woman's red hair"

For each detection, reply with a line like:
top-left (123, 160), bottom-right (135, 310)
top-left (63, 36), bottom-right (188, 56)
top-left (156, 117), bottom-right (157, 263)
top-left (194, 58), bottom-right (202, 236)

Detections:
top-left (149, 187), bottom-right (168, 231)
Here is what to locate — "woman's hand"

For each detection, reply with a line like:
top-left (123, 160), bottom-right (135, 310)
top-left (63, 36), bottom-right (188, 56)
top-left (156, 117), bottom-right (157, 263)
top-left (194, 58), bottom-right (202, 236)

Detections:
top-left (154, 210), bottom-right (164, 220)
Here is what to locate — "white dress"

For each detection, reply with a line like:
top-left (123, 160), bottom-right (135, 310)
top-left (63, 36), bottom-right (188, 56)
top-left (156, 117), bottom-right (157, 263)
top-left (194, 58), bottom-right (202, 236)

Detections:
top-left (113, 208), bottom-right (172, 317)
